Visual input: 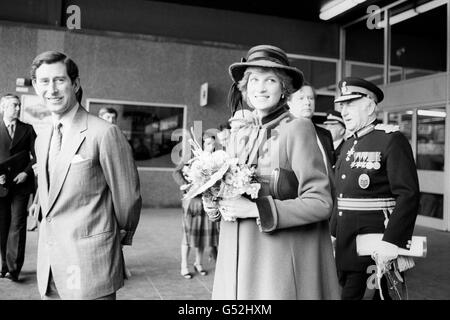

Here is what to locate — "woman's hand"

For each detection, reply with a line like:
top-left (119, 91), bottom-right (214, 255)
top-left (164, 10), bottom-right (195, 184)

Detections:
top-left (218, 196), bottom-right (259, 221)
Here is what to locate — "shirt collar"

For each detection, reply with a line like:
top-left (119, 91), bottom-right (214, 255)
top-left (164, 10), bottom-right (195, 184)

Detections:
top-left (51, 103), bottom-right (79, 130)
top-left (333, 138), bottom-right (344, 149)
top-left (3, 118), bottom-right (17, 127)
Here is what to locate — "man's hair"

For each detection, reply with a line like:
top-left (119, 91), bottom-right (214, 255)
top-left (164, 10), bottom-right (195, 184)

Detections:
top-left (0, 93), bottom-right (20, 103)
top-left (98, 107), bottom-right (118, 117)
top-left (288, 81), bottom-right (317, 101)
top-left (76, 86), bottom-right (83, 103)
top-left (0, 93), bottom-right (21, 110)
top-left (30, 51), bottom-right (79, 83)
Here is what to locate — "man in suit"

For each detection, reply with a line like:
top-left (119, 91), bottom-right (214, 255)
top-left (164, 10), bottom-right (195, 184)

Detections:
top-left (0, 93), bottom-right (36, 282)
top-left (30, 51), bottom-right (142, 300)
top-left (288, 83), bottom-right (336, 167)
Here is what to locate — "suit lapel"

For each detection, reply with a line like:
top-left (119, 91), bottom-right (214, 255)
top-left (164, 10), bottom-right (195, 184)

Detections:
top-left (0, 120), bottom-right (12, 143)
top-left (10, 120), bottom-right (26, 149)
top-left (45, 107), bottom-right (87, 217)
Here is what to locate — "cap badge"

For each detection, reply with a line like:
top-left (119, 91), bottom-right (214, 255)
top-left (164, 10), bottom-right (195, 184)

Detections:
top-left (341, 81), bottom-right (348, 94)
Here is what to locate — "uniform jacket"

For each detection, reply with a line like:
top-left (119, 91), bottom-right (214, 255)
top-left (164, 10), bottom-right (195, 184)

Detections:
top-left (212, 105), bottom-right (340, 300)
top-left (0, 119), bottom-right (36, 195)
top-left (330, 122), bottom-right (420, 271)
top-left (35, 106), bottom-right (142, 299)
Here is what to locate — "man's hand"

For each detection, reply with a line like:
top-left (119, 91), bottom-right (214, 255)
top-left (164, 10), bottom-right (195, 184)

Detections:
top-left (372, 240), bottom-right (399, 265)
top-left (0, 174), bottom-right (5, 185)
top-left (28, 202), bottom-right (40, 219)
top-left (13, 172), bottom-right (28, 184)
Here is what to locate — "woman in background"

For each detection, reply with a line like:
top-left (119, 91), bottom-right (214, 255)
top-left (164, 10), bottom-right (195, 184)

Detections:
top-left (172, 134), bottom-right (220, 279)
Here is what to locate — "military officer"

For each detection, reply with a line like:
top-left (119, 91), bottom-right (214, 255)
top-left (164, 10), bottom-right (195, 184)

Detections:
top-left (330, 77), bottom-right (420, 300)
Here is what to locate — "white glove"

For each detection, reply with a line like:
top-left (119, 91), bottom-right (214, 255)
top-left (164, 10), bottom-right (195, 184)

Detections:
top-left (372, 240), bottom-right (399, 264)
top-left (331, 236), bottom-right (336, 257)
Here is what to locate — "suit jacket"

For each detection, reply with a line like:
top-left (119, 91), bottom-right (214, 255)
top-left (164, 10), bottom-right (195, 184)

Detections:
top-left (314, 124), bottom-right (336, 166)
top-left (35, 106), bottom-right (142, 299)
top-left (0, 119), bottom-right (36, 196)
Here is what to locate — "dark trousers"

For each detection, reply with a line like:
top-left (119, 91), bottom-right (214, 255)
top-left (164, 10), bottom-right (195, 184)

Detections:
top-left (338, 270), bottom-right (392, 300)
top-left (0, 192), bottom-right (29, 277)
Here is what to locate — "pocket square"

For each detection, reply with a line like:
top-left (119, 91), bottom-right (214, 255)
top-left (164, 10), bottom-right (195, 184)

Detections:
top-left (71, 154), bottom-right (87, 163)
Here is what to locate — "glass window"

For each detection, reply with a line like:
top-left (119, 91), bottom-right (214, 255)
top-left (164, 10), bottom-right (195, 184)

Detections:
top-left (344, 15), bottom-right (385, 83)
top-left (387, 111), bottom-right (412, 144)
top-left (389, 2), bottom-right (447, 82)
top-left (419, 192), bottom-right (443, 219)
top-left (87, 100), bottom-right (185, 169)
top-left (416, 107), bottom-right (445, 171)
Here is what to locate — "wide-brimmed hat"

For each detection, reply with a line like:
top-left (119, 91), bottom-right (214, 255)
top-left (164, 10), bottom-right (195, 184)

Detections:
top-left (229, 45), bottom-right (304, 91)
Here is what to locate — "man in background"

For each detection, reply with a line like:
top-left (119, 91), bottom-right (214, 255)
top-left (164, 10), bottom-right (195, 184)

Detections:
top-left (98, 107), bottom-right (118, 125)
top-left (0, 93), bottom-right (36, 282)
top-left (288, 82), bottom-right (336, 167)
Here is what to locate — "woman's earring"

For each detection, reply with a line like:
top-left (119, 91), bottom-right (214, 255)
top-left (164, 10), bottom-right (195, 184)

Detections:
top-left (281, 94), bottom-right (285, 99)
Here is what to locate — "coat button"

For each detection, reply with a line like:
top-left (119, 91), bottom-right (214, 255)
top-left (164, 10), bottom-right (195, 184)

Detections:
top-left (341, 174), bottom-right (346, 179)
top-left (338, 211), bottom-right (343, 216)
top-left (46, 217), bottom-right (51, 223)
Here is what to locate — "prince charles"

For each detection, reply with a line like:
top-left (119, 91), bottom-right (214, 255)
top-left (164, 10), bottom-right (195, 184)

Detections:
top-left (31, 51), bottom-right (142, 300)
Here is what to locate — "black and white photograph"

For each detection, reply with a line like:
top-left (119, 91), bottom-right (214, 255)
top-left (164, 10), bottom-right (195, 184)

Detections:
top-left (0, 0), bottom-right (449, 312)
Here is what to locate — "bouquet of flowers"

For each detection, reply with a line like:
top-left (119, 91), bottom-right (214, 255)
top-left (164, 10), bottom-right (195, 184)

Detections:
top-left (180, 128), bottom-right (261, 221)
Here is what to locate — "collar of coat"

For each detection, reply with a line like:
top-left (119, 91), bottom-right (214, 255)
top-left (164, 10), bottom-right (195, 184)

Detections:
top-left (260, 103), bottom-right (290, 127)
top-left (345, 119), bottom-right (380, 140)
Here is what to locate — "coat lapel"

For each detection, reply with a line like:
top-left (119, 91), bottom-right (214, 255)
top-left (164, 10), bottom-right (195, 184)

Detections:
top-left (45, 107), bottom-right (87, 217)
top-left (37, 125), bottom-right (52, 211)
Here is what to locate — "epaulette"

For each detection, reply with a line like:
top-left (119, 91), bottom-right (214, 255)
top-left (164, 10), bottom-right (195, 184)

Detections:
top-left (375, 124), bottom-right (399, 133)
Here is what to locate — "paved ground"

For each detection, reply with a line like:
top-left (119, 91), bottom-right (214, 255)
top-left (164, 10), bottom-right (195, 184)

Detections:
top-left (0, 208), bottom-right (449, 300)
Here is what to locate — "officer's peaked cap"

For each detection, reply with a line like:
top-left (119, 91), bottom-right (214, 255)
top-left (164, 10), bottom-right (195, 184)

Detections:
top-left (334, 77), bottom-right (384, 104)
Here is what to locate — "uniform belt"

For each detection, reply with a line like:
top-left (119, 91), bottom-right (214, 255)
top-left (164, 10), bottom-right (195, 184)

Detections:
top-left (337, 197), bottom-right (396, 211)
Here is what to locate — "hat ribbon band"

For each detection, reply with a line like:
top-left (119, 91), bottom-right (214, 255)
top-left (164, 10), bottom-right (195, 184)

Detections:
top-left (247, 51), bottom-right (289, 66)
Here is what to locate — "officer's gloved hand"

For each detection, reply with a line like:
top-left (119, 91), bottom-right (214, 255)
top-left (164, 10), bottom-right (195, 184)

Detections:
top-left (331, 236), bottom-right (336, 257)
top-left (372, 240), bottom-right (399, 265)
